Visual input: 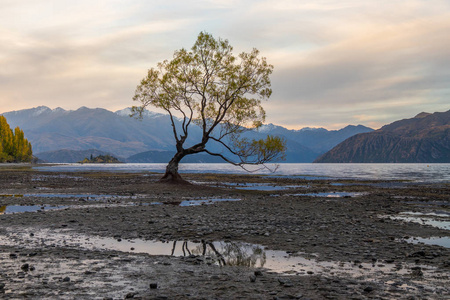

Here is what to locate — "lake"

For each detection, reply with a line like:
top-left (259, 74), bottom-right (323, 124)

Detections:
top-left (34, 163), bottom-right (450, 183)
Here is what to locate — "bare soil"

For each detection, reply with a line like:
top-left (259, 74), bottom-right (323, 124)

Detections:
top-left (0, 165), bottom-right (449, 299)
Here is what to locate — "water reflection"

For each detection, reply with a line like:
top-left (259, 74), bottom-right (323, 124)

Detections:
top-left (160, 240), bottom-right (267, 267)
top-left (407, 237), bottom-right (450, 248)
top-left (288, 192), bottom-right (366, 198)
top-left (179, 198), bottom-right (241, 206)
top-left (184, 241), bottom-right (267, 267)
top-left (387, 212), bottom-right (450, 231)
top-left (2, 228), bottom-right (443, 277)
top-left (0, 205), bottom-right (67, 214)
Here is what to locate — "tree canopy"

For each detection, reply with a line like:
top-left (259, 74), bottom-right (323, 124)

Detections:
top-left (132, 32), bottom-right (285, 182)
top-left (0, 116), bottom-right (33, 162)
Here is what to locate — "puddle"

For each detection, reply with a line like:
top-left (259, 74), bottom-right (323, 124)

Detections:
top-left (401, 211), bottom-right (450, 217)
top-left (387, 212), bottom-right (450, 231)
top-left (0, 193), bottom-right (142, 201)
top-left (0, 199), bottom-right (240, 215)
top-left (179, 198), bottom-right (241, 206)
top-left (1, 228), bottom-right (439, 278)
top-left (407, 237), bottom-right (450, 248)
top-left (267, 175), bottom-right (331, 180)
top-left (233, 184), bottom-right (306, 191)
top-left (26, 193), bottom-right (139, 200)
top-left (287, 192), bottom-right (365, 198)
top-left (0, 205), bottom-right (67, 214)
top-left (195, 181), bottom-right (307, 191)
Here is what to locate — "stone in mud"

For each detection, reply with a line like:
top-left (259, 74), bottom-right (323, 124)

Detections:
top-left (249, 274), bottom-right (256, 282)
top-left (0, 282), bottom-right (5, 290)
top-left (254, 270), bottom-right (263, 277)
top-left (411, 267), bottom-right (423, 277)
top-left (150, 283), bottom-right (158, 289)
top-left (9, 253), bottom-right (17, 259)
top-left (278, 278), bottom-right (293, 287)
top-left (125, 292), bottom-right (138, 298)
top-left (62, 276), bottom-right (71, 282)
top-left (21, 263), bottom-right (29, 272)
top-left (363, 286), bottom-right (374, 292)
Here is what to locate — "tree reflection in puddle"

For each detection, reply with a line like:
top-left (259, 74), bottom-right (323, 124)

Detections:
top-left (180, 241), bottom-right (267, 267)
top-left (1, 228), bottom-right (443, 279)
top-left (161, 240), bottom-right (267, 267)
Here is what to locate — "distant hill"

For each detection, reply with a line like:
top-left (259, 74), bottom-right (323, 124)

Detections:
top-left (315, 110), bottom-right (450, 163)
top-left (2, 106), bottom-right (373, 163)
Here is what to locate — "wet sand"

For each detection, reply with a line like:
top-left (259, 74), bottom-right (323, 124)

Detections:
top-left (0, 165), bottom-right (449, 299)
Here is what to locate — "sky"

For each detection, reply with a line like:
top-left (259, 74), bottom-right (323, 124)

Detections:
top-left (1, 0), bottom-right (449, 130)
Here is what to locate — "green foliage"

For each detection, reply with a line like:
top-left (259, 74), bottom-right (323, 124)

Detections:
top-left (0, 116), bottom-right (33, 162)
top-left (132, 32), bottom-right (285, 174)
top-left (79, 154), bottom-right (121, 163)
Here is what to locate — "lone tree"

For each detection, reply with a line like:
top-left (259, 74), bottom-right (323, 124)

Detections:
top-left (132, 32), bottom-right (286, 183)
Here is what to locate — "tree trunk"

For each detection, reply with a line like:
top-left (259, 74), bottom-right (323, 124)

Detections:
top-left (159, 151), bottom-right (190, 184)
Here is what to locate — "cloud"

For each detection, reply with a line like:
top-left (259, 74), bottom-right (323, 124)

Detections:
top-left (0, 0), bottom-right (449, 129)
top-left (267, 11), bottom-right (450, 128)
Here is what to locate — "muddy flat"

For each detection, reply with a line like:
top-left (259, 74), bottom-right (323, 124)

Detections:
top-left (0, 165), bottom-right (449, 299)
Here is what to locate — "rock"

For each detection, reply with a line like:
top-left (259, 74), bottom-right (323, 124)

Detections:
top-left (9, 253), bottom-right (17, 259)
top-left (0, 282), bottom-right (5, 290)
top-left (363, 286), bottom-right (374, 292)
top-left (150, 283), bottom-right (158, 289)
top-left (278, 278), bottom-right (293, 287)
top-left (62, 276), bottom-right (71, 282)
top-left (249, 274), bottom-right (256, 282)
top-left (125, 292), bottom-right (138, 298)
top-left (410, 251), bottom-right (426, 257)
top-left (254, 270), bottom-right (263, 277)
top-left (411, 267), bottom-right (423, 277)
top-left (21, 264), bottom-right (29, 272)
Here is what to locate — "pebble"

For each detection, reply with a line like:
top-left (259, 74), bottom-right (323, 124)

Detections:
top-left (21, 264), bottom-right (29, 272)
top-left (363, 286), bottom-right (374, 292)
top-left (150, 283), bottom-right (158, 289)
top-left (125, 292), bottom-right (138, 298)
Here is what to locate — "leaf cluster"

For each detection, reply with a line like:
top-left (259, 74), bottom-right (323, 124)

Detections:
top-left (0, 116), bottom-right (33, 162)
top-left (132, 32), bottom-right (285, 168)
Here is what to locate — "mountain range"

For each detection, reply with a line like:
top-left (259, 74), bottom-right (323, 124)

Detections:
top-left (315, 110), bottom-right (450, 163)
top-left (1, 106), bottom-right (373, 163)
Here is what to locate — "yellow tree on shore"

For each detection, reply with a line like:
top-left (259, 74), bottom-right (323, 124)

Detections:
top-left (0, 116), bottom-right (32, 162)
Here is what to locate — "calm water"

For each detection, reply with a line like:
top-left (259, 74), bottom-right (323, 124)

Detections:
top-left (34, 163), bottom-right (450, 183)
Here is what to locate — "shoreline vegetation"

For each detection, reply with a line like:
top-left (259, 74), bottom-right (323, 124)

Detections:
top-left (0, 116), bottom-right (32, 163)
top-left (78, 154), bottom-right (122, 164)
top-left (0, 166), bottom-right (448, 299)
